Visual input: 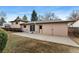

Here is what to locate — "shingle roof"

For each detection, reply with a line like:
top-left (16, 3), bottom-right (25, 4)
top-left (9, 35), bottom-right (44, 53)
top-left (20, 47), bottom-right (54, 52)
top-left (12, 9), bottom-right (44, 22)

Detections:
top-left (10, 20), bottom-right (28, 23)
top-left (20, 20), bottom-right (76, 25)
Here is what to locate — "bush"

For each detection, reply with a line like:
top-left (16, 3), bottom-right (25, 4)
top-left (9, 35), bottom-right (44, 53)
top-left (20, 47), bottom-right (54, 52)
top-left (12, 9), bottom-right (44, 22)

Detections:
top-left (0, 29), bottom-right (8, 52)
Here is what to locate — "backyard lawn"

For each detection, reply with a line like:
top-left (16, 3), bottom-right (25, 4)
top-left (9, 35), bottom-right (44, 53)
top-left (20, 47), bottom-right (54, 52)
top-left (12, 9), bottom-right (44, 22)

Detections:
top-left (3, 32), bottom-right (79, 53)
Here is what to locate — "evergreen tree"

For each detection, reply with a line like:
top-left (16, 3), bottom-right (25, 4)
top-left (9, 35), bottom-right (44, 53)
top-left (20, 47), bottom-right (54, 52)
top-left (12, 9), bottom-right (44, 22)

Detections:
top-left (22, 15), bottom-right (28, 21)
top-left (31, 10), bottom-right (38, 21)
top-left (0, 11), bottom-right (6, 26)
top-left (0, 17), bottom-right (6, 26)
top-left (15, 16), bottom-right (21, 21)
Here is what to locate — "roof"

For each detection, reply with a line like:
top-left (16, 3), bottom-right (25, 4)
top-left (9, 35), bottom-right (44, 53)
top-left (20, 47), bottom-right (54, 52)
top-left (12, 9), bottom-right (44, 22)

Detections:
top-left (71, 19), bottom-right (79, 27)
top-left (10, 20), bottom-right (28, 23)
top-left (20, 20), bottom-right (76, 25)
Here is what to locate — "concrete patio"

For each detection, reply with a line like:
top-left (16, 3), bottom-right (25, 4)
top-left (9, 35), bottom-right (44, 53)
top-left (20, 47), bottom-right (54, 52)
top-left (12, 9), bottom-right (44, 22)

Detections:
top-left (13, 32), bottom-right (79, 47)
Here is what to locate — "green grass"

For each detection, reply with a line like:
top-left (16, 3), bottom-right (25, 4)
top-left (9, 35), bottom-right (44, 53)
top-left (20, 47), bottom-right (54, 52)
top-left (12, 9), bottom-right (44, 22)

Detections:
top-left (3, 32), bottom-right (79, 53)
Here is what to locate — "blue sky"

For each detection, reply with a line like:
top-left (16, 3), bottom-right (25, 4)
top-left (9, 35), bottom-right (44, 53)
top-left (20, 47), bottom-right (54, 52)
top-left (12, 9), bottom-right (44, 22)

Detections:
top-left (0, 6), bottom-right (79, 22)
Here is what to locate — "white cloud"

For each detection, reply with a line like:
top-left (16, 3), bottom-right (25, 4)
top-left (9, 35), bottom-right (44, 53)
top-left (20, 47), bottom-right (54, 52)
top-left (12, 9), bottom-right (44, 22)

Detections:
top-left (17, 12), bottom-right (32, 15)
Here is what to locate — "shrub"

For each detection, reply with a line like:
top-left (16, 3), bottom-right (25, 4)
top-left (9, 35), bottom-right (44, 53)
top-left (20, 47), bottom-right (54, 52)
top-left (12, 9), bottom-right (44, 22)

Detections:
top-left (0, 29), bottom-right (8, 52)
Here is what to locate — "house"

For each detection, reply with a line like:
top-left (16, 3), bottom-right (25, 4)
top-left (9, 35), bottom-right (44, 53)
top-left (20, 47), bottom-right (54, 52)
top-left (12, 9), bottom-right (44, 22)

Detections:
top-left (20, 20), bottom-right (75, 36)
top-left (69, 19), bottom-right (79, 36)
top-left (71, 19), bottom-right (79, 27)
top-left (10, 19), bottom-right (28, 28)
top-left (3, 23), bottom-right (11, 28)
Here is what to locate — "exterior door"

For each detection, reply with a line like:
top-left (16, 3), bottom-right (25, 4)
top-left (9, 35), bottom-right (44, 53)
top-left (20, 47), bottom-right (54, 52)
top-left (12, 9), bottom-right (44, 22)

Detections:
top-left (30, 25), bottom-right (35, 31)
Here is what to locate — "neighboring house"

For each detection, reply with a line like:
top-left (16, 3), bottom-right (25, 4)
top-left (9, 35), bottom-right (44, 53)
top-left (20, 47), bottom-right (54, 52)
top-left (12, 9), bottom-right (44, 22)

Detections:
top-left (71, 19), bottom-right (79, 27)
top-left (3, 23), bottom-right (11, 28)
top-left (10, 20), bottom-right (28, 28)
top-left (69, 19), bottom-right (79, 34)
top-left (0, 23), bottom-right (10, 28)
top-left (20, 20), bottom-right (75, 36)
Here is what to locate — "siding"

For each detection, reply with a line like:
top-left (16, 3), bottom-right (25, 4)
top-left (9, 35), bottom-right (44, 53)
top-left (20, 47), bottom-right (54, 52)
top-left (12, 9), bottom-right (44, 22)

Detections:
top-left (53, 23), bottom-right (68, 36)
top-left (22, 23), bottom-right (68, 36)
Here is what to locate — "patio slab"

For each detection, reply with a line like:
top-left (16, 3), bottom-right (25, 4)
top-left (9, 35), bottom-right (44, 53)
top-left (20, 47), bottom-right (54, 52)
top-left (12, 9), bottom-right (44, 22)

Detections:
top-left (13, 32), bottom-right (79, 47)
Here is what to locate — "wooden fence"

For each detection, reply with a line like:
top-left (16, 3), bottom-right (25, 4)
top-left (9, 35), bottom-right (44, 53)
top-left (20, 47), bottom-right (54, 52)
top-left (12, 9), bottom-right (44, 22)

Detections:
top-left (2, 28), bottom-right (23, 32)
top-left (68, 27), bottom-right (79, 37)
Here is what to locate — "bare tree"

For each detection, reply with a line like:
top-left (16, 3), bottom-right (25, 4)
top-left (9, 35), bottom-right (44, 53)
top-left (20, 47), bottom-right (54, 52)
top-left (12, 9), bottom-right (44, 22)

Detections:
top-left (68, 10), bottom-right (79, 20)
top-left (44, 12), bottom-right (61, 21)
top-left (44, 12), bottom-right (51, 20)
top-left (0, 11), bottom-right (6, 18)
top-left (38, 15), bottom-right (44, 21)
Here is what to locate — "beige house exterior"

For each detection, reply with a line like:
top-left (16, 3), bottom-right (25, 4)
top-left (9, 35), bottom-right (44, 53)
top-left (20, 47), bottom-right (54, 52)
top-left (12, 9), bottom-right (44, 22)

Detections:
top-left (20, 20), bottom-right (75, 36)
top-left (10, 20), bottom-right (28, 28)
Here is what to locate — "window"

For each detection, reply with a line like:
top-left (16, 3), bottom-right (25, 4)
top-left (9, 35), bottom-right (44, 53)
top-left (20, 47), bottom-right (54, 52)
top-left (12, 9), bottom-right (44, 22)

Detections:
top-left (39, 25), bottom-right (42, 29)
top-left (16, 22), bottom-right (18, 24)
top-left (24, 25), bottom-right (26, 28)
